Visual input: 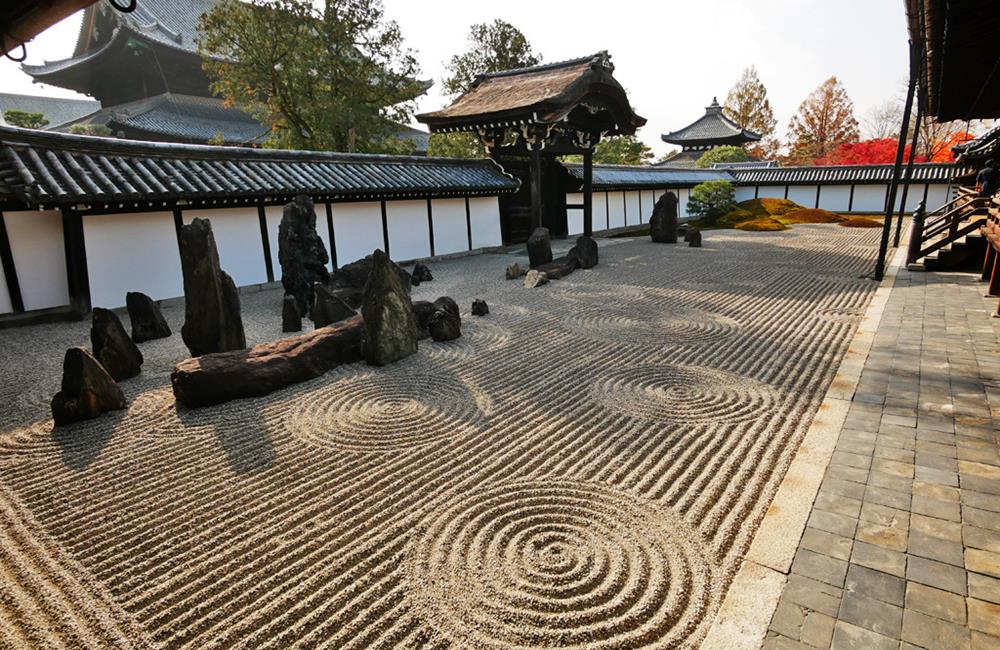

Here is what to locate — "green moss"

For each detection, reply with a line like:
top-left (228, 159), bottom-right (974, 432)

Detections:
top-left (735, 217), bottom-right (788, 231)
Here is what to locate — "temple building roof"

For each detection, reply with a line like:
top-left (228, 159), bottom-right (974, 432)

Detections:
top-left (952, 124), bottom-right (1000, 162)
top-left (0, 93), bottom-right (99, 128)
top-left (661, 98), bottom-right (761, 150)
top-left (0, 125), bottom-right (514, 209)
top-left (417, 52), bottom-right (645, 137)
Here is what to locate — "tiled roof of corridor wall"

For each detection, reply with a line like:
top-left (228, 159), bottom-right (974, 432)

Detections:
top-left (728, 162), bottom-right (964, 186)
top-left (0, 126), bottom-right (518, 209)
top-left (564, 164), bottom-right (731, 190)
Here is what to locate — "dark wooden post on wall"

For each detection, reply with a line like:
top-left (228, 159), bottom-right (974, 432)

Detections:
top-left (894, 87), bottom-right (923, 248)
top-left (61, 208), bottom-right (91, 317)
top-left (530, 147), bottom-right (543, 230)
top-left (583, 148), bottom-right (594, 236)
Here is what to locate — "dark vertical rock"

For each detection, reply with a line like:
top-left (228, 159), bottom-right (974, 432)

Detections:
top-left (51, 347), bottom-right (126, 426)
top-left (282, 295), bottom-right (302, 333)
top-left (179, 218), bottom-right (247, 357)
top-left (650, 191), bottom-right (679, 243)
top-left (278, 195), bottom-right (330, 317)
top-left (312, 283), bottom-right (356, 328)
top-left (471, 299), bottom-right (489, 316)
top-left (687, 227), bottom-right (703, 248)
top-left (91, 307), bottom-right (143, 381)
top-left (568, 235), bottom-right (599, 269)
top-left (362, 249), bottom-right (418, 366)
top-left (527, 227), bottom-right (553, 268)
top-left (126, 291), bottom-right (170, 343)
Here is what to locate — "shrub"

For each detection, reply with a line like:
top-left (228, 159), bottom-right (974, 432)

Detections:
top-left (696, 145), bottom-right (750, 168)
top-left (687, 180), bottom-right (736, 222)
top-left (735, 217), bottom-right (787, 231)
top-left (777, 208), bottom-right (845, 225)
top-left (839, 217), bottom-right (883, 228)
top-left (3, 109), bottom-right (48, 129)
top-left (69, 124), bottom-right (114, 137)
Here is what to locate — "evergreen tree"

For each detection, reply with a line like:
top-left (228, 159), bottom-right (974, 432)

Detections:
top-left (696, 145), bottom-right (750, 168)
top-left (3, 110), bottom-right (48, 129)
top-left (786, 77), bottom-right (859, 164)
top-left (198, 0), bottom-right (423, 153)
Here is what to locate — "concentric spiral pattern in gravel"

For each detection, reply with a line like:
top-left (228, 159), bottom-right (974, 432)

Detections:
top-left (425, 319), bottom-right (512, 360)
top-left (561, 308), bottom-right (738, 346)
top-left (590, 364), bottom-right (778, 424)
top-left (282, 368), bottom-right (491, 451)
top-left (407, 480), bottom-right (709, 649)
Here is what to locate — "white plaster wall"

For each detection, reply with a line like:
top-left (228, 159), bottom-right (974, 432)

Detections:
top-left (676, 189), bottom-right (690, 219)
top-left (924, 184), bottom-right (951, 212)
top-left (183, 207), bottom-right (267, 287)
top-left (787, 186), bottom-right (817, 208)
top-left (734, 186), bottom-right (756, 203)
top-left (566, 193), bottom-right (584, 236)
top-left (757, 185), bottom-right (785, 199)
top-left (818, 186), bottom-right (852, 212)
top-left (894, 183), bottom-right (928, 212)
top-left (332, 202), bottom-right (384, 265)
top-left (5, 210), bottom-right (70, 311)
top-left (83, 211), bottom-right (182, 308)
top-left (595, 192), bottom-right (609, 231)
top-left (429, 198), bottom-right (467, 256)
top-left (468, 197), bottom-right (503, 249)
top-left (607, 192), bottom-right (626, 229)
top-left (624, 191), bottom-right (641, 227)
top-left (852, 186), bottom-right (887, 213)
top-left (386, 200), bottom-right (431, 261)
top-left (0, 254), bottom-right (12, 314)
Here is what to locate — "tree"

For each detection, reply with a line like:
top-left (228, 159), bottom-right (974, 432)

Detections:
top-left (687, 180), bottom-right (736, 221)
top-left (443, 20), bottom-right (541, 97)
top-left (427, 132), bottom-right (484, 159)
top-left (862, 99), bottom-right (903, 140)
top-left (915, 117), bottom-right (976, 161)
top-left (3, 110), bottom-right (48, 129)
top-left (69, 124), bottom-right (114, 137)
top-left (696, 145), bottom-right (750, 168)
top-left (786, 77), bottom-right (859, 164)
top-left (563, 135), bottom-right (653, 166)
top-left (813, 138), bottom-right (926, 165)
top-left (197, 0), bottom-right (423, 153)
top-left (723, 66), bottom-right (777, 158)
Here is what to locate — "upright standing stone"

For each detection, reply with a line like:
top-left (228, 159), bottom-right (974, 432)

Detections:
top-left (568, 235), bottom-right (599, 269)
top-left (91, 308), bottom-right (143, 380)
top-left (687, 227), bottom-right (703, 248)
top-left (51, 347), bottom-right (126, 426)
top-left (278, 195), bottom-right (330, 318)
top-left (179, 218), bottom-right (246, 357)
top-left (312, 283), bottom-right (356, 328)
top-left (527, 227), bottom-right (553, 268)
top-left (282, 295), bottom-right (302, 333)
top-left (362, 249), bottom-right (418, 366)
top-left (650, 191), bottom-right (679, 243)
top-left (126, 292), bottom-right (171, 343)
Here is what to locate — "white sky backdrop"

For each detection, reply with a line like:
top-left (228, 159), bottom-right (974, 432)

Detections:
top-left (0, 0), bottom-right (909, 158)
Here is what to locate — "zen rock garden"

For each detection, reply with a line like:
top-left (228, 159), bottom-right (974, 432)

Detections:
top-left (49, 195), bottom-right (474, 423)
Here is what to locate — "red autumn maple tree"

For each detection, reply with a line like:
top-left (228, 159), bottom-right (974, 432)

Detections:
top-left (813, 138), bottom-right (926, 165)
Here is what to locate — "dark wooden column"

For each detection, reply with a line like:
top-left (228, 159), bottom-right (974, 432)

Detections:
top-left (530, 147), bottom-right (543, 230)
top-left (583, 149), bottom-right (594, 237)
top-left (61, 208), bottom-right (90, 317)
top-left (0, 211), bottom-right (24, 313)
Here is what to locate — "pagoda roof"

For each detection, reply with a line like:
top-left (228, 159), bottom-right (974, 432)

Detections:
top-left (417, 52), bottom-right (645, 136)
top-left (58, 93), bottom-right (269, 145)
top-left (0, 125), bottom-right (517, 209)
top-left (0, 93), bottom-right (100, 128)
top-left (661, 98), bottom-right (761, 147)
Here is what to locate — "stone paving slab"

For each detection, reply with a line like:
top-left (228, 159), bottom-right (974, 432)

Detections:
top-left (761, 265), bottom-right (1000, 650)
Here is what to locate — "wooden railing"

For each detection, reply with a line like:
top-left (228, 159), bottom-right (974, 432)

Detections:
top-left (906, 192), bottom-right (989, 265)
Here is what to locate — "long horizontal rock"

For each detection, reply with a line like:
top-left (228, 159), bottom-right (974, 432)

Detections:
top-left (171, 315), bottom-right (363, 407)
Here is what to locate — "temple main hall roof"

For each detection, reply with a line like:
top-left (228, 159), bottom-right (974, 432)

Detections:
top-left (661, 98), bottom-right (762, 149)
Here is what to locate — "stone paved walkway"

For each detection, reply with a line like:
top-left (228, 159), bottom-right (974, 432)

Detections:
top-left (764, 267), bottom-right (1000, 650)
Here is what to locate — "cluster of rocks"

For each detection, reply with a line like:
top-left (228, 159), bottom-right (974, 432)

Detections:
top-left (650, 191), bottom-right (702, 248)
top-left (516, 227), bottom-right (599, 288)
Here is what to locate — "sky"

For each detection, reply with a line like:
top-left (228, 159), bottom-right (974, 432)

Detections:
top-left (0, 0), bottom-right (910, 158)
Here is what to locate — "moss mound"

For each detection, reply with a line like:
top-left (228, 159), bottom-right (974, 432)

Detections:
top-left (735, 217), bottom-right (788, 232)
top-left (739, 198), bottom-right (803, 218)
top-left (839, 217), bottom-right (883, 228)
top-left (777, 208), bottom-right (845, 225)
